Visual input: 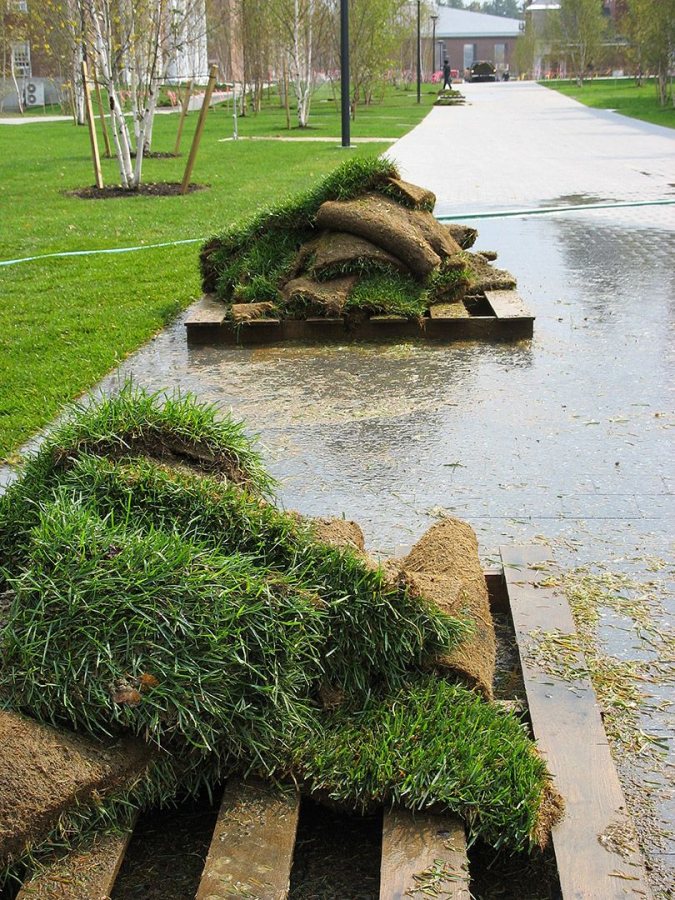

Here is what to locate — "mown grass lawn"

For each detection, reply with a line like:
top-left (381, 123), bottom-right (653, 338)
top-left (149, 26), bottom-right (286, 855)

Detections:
top-left (0, 85), bottom-right (435, 459)
top-left (542, 77), bottom-right (675, 129)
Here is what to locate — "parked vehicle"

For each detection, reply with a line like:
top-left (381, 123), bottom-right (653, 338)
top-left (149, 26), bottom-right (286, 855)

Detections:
top-left (467, 61), bottom-right (497, 83)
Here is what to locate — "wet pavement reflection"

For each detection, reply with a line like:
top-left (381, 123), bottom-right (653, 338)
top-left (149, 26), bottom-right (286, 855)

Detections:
top-left (97, 214), bottom-right (674, 561)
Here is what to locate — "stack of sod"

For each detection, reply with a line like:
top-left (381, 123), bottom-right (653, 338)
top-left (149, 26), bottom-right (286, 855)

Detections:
top-left (434, 89), bottom-right (466, 106)
top-left (199, 156), bottom-right (517, 321)
top-left (0, 388), bottom-right (562, 885)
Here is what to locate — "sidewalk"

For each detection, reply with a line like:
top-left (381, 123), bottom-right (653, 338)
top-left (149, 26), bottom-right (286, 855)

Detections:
top-left (388, 80), bottom-right (674, 215)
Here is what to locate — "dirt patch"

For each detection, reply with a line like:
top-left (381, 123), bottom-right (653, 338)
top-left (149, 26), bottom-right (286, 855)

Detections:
top-left (282, 275), bottom-right (358, 317)
top-left (383, 177), bottom-right (436, 210)
top-left (53, 434), bottom-right (253, 488)
top-left (0, 710), bottom-right (151, 865)
top-left (230, 301), bottom-right (277, 323)
top-left (67, 183), bottom-right (207, 199)
top-left (306, 232), bottom-right (411, 279)
top-left (315, 195), bottom-right (442, 279)
top-left (129, 150), bottom-right (181, 159)
top-left (289, 799), bottom-right (381, 900)
top-left (443, 223), bottom-right (478, 249)
top-left (111, 792), bottom-right (219, 900)
top-left (309, 516), bottom-right (366, 552)
top-left (401, 518), bottom-right (497, 699)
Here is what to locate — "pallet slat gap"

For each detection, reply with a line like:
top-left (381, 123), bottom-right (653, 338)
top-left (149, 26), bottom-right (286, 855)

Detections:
top-left (500, 544), bottom-right (652, 900)
top-left (380, 809), bottom-right (470, 900)
top-left (195, 777), bottom-right (299, 900)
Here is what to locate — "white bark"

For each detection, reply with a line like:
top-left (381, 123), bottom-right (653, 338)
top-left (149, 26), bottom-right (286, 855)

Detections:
top-left (81, 0), bottom-right (202, 188)
top-left (10, 56), bottom-right (24, 115)
top-left (284, 0), bottom-right (314, 127)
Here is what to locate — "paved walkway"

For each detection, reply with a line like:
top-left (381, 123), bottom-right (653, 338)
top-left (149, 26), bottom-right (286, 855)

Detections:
top-left (0, 114), bottom-right (72, 124)
top-left (388, 80), bottom-right (674, 215)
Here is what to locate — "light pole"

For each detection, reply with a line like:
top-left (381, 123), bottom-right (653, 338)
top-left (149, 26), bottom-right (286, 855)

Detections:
top-left (430, 14), bottom-right (438, 78)
top-left (340, 0), bottom-right (350, 147)
top-left (416, 0), bottom-right (421, 103)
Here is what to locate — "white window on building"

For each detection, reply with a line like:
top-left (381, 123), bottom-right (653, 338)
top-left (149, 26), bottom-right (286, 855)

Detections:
top-left (494, 43), bottom-right (506, 68)
top-left (11, 42), bottom-right (32, 77)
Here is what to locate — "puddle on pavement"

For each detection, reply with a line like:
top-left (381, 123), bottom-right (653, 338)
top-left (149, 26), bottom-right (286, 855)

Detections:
top-left (543, 193), bottom-right (614, 207)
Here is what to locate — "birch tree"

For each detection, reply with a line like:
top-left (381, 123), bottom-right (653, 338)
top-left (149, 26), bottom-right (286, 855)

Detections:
top-left (553, 0), bottom-right (606, 86)
top-left (624, 0), bottom-right (675, 106)
top-left (82, 0), bottom-right (206, 188)
top-left (273, 0), bottom-right (321, 127)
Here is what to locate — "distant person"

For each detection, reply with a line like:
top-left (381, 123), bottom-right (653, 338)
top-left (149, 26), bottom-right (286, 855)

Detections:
top-left (443, 60), bottom-right (452, 90)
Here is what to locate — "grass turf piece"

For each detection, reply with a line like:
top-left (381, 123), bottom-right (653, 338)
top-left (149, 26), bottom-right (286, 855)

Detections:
top-left (200, 156), bottom-right (401, 298)
top-left (1, 499), bottom-right (326, 761)
top-left (2, 450), bottom-right (466, 701)
top-left (0, 390), bottom-right (561, 873)
top-left (346, 272), bottom-right (428, 318)
top-left (286, 675), bottom-right (561, 853)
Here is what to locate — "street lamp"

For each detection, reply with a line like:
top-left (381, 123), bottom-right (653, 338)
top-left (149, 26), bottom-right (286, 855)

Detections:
top-left (430, 14), bottom-right (438, 78)
top-left (340, 0), bottom-right (350, 147)
top-left (416, 0), bottom-right (421, 103)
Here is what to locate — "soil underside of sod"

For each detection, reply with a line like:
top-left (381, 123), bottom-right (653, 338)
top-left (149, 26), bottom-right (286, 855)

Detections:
top-left (68, 182), bottom-right (207, 199)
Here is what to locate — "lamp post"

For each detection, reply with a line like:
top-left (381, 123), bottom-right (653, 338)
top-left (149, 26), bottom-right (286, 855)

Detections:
top-left (430, 14), bottom-right (438, 78)
top-left (340, 0), bottom-right (350, 147)
top-left (416, 0), bottom-right (421, 103)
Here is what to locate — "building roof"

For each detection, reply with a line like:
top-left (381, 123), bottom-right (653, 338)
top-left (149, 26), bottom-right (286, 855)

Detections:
top-left (435, 7), bottom-right (523, 39)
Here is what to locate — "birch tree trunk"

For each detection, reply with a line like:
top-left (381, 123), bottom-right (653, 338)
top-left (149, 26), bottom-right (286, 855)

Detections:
top-left (89, 1), bottom-right (135, 187)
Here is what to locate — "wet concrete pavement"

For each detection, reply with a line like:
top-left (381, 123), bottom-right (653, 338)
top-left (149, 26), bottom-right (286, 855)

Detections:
top-left (3, 82), bottom-right (674, 891)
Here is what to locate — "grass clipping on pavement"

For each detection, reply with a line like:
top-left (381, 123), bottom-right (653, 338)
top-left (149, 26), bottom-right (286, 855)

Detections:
top-left (0, 388), bottom-right (561, 880)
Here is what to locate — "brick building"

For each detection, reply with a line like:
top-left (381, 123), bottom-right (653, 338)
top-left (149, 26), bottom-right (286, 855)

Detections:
top-left (434, 7), bottom-right (523, 78)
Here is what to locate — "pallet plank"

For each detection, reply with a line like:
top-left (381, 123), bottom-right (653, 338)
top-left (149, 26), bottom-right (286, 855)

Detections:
top-left (17, 827), bottom-right (134, 900)
top-left (500, 545), bottom-right (652, 900)
top-left (185, 295), bottom-right (228, 327)
top-left (380, 809), bottom-right (470, 900)
top-left (484, 289), bottom-right (533, 320)
top-left (195, 778), bottom-right (300, 900)
top-left (429, 302), bottom-right (470, 319)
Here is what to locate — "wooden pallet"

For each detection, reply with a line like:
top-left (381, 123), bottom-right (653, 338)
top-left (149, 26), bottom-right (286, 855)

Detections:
top-left (15, 547), bottom-right (651, 899)
top-left (185, 292), bottom-right (534, 345)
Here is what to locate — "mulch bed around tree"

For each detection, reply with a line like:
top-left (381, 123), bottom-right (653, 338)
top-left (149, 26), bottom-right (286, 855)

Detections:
top-left (68, 183), bottom-right (207, 199)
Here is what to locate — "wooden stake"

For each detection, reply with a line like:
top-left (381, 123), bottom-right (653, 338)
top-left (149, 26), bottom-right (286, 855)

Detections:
top-left (180, 66), bottom-right (218, 195)
top-left (94, 73), bottom-right (112, 158)
top-left (173, 79), bottom-right (193, 156)
top-left (283, 59), bottom-right (291, 130)
top-left (82, 60), bottom-right (103, 190)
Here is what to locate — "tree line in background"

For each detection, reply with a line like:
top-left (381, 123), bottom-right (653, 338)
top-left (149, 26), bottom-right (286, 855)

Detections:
top-left (516, 0), bottom-right (674, 106)
top-left (1, 0), bottom-right (671, 191)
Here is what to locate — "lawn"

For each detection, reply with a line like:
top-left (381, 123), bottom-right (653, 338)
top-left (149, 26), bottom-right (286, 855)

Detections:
top-left (542, 77), bottom-right (675, 129)
top-left (0, 85), bottom-right (436, 459)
